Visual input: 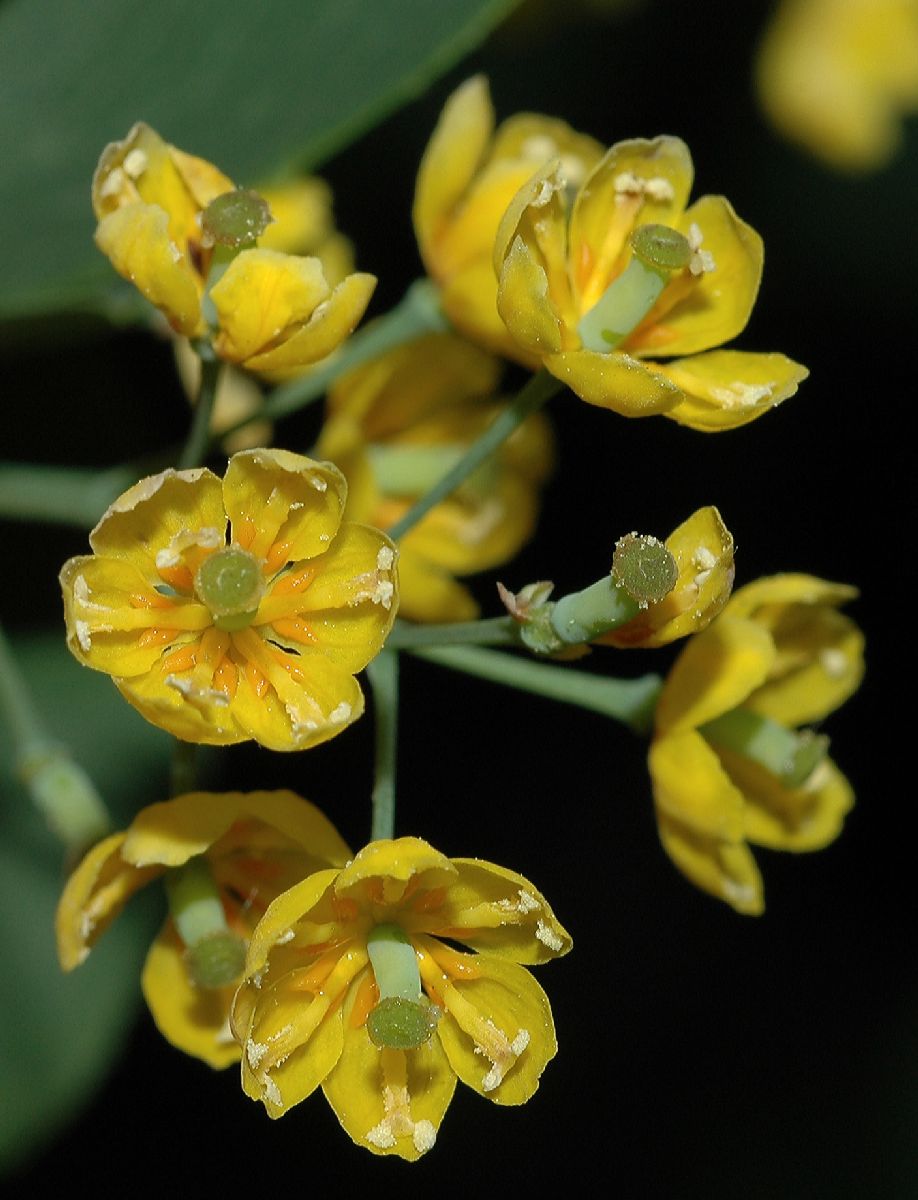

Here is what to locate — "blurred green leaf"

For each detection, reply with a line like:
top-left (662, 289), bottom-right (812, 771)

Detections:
top-left (0, 0), bottom-right (517, 321)
top-left (0, 633), bottom-right (169, 1171)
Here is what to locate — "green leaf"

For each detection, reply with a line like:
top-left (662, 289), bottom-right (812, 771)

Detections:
top-left (0, 0), bottom-right (517, 321)
top-left (0, 633), bottom-right (169, 1171)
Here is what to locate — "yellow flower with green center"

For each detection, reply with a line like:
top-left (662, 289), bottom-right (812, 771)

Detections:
top-left (60, 449), bottom-right (398, 751)
top-left (93, 123), bottom-right (375, 373)
top-left (493, 134), bottom-right (809, 426)
top-left (316, 333), bottom-right (554, 623)
top-left (756, 0), bottom-right (918, 171)
top-left (56, 790), bottom-right (351, 1069)
top-left (414, 76), bottom-right (603, 362)
top-left (648, 575), bottom-right (864, 914)
top-left (232, 836), bottom-right (571, 1160)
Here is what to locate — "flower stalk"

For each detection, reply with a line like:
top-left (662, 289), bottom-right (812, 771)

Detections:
top-left (412, 644), bottom-right (663, 735)
top-left (0, 619), bottom-right (111, 852)
top-left (367, 649), bottom-right (400, 840)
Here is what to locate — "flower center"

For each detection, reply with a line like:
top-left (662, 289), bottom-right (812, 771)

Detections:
top-left (164, 855), bottom-right (247, 988)
top-left (201, 188), bottom-right (273, 249)
top-left (577, 222), bottom-right (691, 352)
top-left (611, 533), bottom-right (679, 607)
top-left (365, 922), bottom-right (439, 1050)
top-left (194, 547), bottom-right (265, 631)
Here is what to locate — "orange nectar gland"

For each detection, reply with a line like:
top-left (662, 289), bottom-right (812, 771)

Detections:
top-left (365, 923), bottom-right (441, 1051)
top-left (201, 189), bottom-right (274, 250)
top-left (194, 547), bottom-right (265, 631)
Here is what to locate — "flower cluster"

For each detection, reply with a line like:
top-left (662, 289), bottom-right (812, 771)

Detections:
top-left (37, 68), bottom-right (866, 1166)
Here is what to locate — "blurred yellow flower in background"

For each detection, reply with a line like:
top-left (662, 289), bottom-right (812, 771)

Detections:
top-left (648, 575), bottom-right (864, 914)
top-left (494, 133), bottom-right (808, 425)
top-left (756, 0), bottom-right (918, 170)
top-left (60, 449), bottom-right (397, 751)
top-left (414, 76), bottom-right (602, 361)
top-left (93, 123), bottom-right (375, 373)
top-left (56, 790), bottom-right (350, 1069)
top-left (232, 836), bottom-right (571, 1159)
top-left (316, 333), bottom-right (554, 622)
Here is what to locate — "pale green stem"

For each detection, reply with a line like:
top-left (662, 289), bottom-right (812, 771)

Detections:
top-left (218, 278), bottom-right (447, 440)
top-left (387, 616), bottom-right (518, 650)
top-left (550, 578), bottom-right (641, 645)
top-left (0, 462), bottom-right (136, 527)
top-left (412, 644), bottom-right (662, 735)
top-left (177, 348), bottom-right (221, 470)
top-left (0, 620), bottom-right (111, 852)
top-left (367, 649), bottom-right (400, 841)
top-left (164, 856), bottom-right (230, 948)
top-left (388, 369), bottom-right (562, 542)
top-left (366, 923), bottom-right (422, 1001)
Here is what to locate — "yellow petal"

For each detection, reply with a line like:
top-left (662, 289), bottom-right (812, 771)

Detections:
top-left (60, 554), bottom-right (208, 678)
top-left (568, 135), bottom-right (694, 305)
top-left (335, 838), bottom-right (457, 900)
top-left (725, 573), bottom-right (859, 619)
top-left (720, 749), bottom-right (854, 852)
top-left (94, 203), bottom-right (203, 336)
top-left (227, 630), bottom-right (366, 751)
top-left (441, 260), bottom-right (537, 363)
top-left (243, 868), bottom-right (341, 978)
top-left (262, 522), bottom-right (397, 649)
top-left (626, 196), bottom-right (763, 358)
top-left (497, 234), bottom-right (564, 356)
top-left (656, 615), bottom-right (777, 734)
top-left (115, 667), bottom-right (243, 746)
top-left (544, 349), bottom-right (681, 415)
top-left (142, 923), bottom-right (240, 1069)
top-left (656, 809), bottom-right (764, 915)
top-left (238, 953), bottom-right (360, 1116)
top-left (433, 953), bottom-right (557, 1105)
top-left (122, 790), bottom-right (351, 869)
top-left (323, 995), bottom-right (456, 1160)
top-left (656, 350), bottom-right (809, 431)
top-left (648, 730), bottom-right (746, 841)
top-left (55, 833), bottom-right (161, 970)
top-left (88, 466), bottom-right (226, 580)
top-left (413, 76), bottom-right (494, 267)
top-left (241, 272), bottom-right (376, 375)
top-left (210, 250), bottom-right (330, 364)
top-left (222, 448), bottom-right (347, 564)
top-left (748, 608), bottom-right (865, 726)
top-left (438, 859), bottom-right (571, 964)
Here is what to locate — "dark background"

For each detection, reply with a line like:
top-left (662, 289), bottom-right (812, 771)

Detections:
top-left (3, 0), bottom-right (914, 1194)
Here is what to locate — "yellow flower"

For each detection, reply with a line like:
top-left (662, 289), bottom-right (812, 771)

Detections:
top-left (232, 836), bottom-right (571, 1160)
top-left (756, 0), bottom-right (918, 170)
top-left (596, 506), bottom-right (735, 648)
top-left (60, 449), bottom-right (398, 751)
top-left (648, 575), bottom-right (864, 914)
top-left (56, 790), bottom-right (351, 1069)
top-left (316, 333), bottom-right (554, 622)
top-left (173, 174), bottom-right (358, 451)
top-left (414, 76), bottom-right (603, 361)
top-left (93, 123), bottom-right (375, 372)
top-left (493, 135), bottom-right (808, 425)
